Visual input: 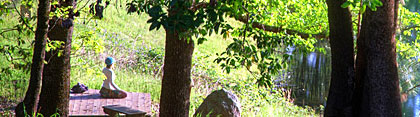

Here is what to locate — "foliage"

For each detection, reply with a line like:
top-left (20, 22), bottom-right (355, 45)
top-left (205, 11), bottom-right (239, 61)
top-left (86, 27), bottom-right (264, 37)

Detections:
top-left (0, 1), bottom-right (12, 22)
top-left (189, 71), bottom-right (317, 116)
top-left (397, 5), bottom-right (420, 59)
top-left (213, 0), bottom-right (327, 87)
top-left (0, 1), bottom-right (319, 116)
top-left (397, 5), bottom-right (420, 94)
top-left (0, 68), bottom-right (28, 102)
top-left (3, 0), bottom-right (420, 116)
top-left (341, 0), bottom-right (383, 12)
top-left (0, 2), bottom-right (35, 106)
top-left (0, 1), bottom-right (35, 74)
top-left (126, 0), bottom-right (327, 88)
top-left (135, 47), bottom-right (164, 76)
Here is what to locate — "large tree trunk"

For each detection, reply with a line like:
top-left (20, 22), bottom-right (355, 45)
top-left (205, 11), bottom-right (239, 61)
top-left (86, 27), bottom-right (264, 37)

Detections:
top-left (324, 0), bottom-right (355, 116)
top-left (37, 0), bottom-right (75, 116)
top-left (15, 0), bottom-right (50, 116)
top-left (159, 28), bottom-right (194, 116)
top-left (159, 29), bottom-right (194, 117)
top-left (353, 0), bottom-right (401, 116)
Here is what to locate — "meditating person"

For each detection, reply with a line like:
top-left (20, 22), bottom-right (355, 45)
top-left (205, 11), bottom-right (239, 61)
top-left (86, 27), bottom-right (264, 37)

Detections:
top-left (100, 57), bottom-right (127, 98)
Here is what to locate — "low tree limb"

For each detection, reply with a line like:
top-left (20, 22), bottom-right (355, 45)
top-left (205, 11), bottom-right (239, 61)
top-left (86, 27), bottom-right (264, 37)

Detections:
top-left (189, 2), bottom-right (208, 12)
top-left (189, 2), bottom-right (328, 39)
top-left (401, 25), bottom-right (420, 32)
top-left (189, 1), bottom-right (329, 40)
top-left (404, 84), bottom-right (420, 93)
top-left (235, 16), bottom-right (327, 39)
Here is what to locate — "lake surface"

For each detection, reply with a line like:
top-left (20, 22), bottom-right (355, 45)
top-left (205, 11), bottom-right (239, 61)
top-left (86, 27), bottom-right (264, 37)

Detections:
top-left (403, 94), bottom-right (420, 117)
top-left (279, 46), bottom-right (420, 116)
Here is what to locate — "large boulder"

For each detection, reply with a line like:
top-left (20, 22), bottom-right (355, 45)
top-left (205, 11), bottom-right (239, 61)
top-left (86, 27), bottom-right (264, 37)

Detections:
top-left (194, 89), bottom-right (241, 117)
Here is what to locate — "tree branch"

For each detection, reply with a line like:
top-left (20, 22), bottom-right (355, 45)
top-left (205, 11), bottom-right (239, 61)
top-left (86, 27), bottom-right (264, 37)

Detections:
top-left (189, 2), bottom-right (208, 12)
top-left (236, 16), bottom-right (327, 39)
top-left (0, 28), bottom-right (19, 36)
top-left (404, 84), bottom-right (420, 93)
top-left (12, 1), bottom-right (35, 33)
top-left (401, 25), bottom-right (420, 32)
top-left (189, 2), bottom-right (327, 39)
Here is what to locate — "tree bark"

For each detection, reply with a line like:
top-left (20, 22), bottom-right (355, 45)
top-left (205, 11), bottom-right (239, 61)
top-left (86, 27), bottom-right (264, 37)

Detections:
top-left (324, 0), bottom-right (355, 116)
top-left (353, 0), bottom-right (401, 116)
top-left (159, 28), bottom-right (194, 117)
top-left (15, 0), bottom-right (50, 116)
top-left (37, 0), bottom-right (75, 116)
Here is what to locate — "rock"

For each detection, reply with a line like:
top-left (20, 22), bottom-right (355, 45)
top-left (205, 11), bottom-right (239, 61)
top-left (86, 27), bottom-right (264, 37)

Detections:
top-left (70, 82), bottom-right (88, 93)
top-left (194, 89), bottom-right (241, 117)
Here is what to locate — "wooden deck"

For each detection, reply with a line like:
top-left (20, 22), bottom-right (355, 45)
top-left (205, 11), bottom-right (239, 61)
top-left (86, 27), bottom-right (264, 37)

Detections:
top-left (69, 89), bottom-right (151, 116)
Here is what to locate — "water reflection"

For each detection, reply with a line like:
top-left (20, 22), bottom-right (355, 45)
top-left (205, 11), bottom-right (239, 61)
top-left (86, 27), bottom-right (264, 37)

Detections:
top-left (403, 94), bottom-right (420, 117)
top-left (276, 41), bottom-right (419, 115)
top-left (276, 41), bottom-right (331, 107)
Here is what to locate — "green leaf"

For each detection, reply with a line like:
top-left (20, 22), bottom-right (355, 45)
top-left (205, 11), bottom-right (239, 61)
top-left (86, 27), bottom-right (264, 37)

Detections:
top-left (170, 0), bottom-right (177, 6)
top-left (197, 38), bottom-right (207, 45)
top-left (361, 5), bottom-right (367, 13)
top-left (149, 21), bottom-right (160, 31)
top-left (214, 23), bottom-right (220, 34)
top-left (372, 0), bottom-right (383, 7)
top-left (148, 6), bottom-right (162, 18)
top-left (226, 67), bottom-right (231, 73)
top-left (341, 1), bottom-right (351, 8)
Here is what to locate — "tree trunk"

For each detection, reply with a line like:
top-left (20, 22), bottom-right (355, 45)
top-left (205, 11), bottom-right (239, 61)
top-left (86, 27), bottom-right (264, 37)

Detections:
top-left (15, 0), bottom-right (50, 116)
top-left (38, 0), bottom-right (75, 116)
top-left (353, 0), bottom-right (401, 116)
top-left (159, 29), bottom-right (194, 117)
top-left (324, 0), bottom-right (355, 116)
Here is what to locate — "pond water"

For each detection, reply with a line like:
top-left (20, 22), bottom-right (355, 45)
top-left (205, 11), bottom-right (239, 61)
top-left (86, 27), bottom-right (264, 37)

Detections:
top-left (278, 44), bottom-right (420, 116)
top-left (403, 94), bottom-right (420, 117)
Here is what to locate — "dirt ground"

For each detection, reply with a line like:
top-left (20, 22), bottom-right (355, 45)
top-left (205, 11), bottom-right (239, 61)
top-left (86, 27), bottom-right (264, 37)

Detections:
top-left (0, 96), bottom-right (16, 116)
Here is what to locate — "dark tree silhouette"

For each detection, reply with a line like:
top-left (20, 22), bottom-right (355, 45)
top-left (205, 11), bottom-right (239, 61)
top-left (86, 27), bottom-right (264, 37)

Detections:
top-left (15, 0), bottom-right (50, 116)
top-left (353, 0), bottom-right (401, 116)
top-left (159, 9), bottom-right (195, 117)
top-left (324, 0), bottom-right (355, 116)
top-left (38, 0), bottom-right (76, 116)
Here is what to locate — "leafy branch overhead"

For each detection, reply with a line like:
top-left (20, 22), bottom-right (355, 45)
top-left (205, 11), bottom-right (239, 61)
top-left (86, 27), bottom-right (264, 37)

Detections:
top-left (126, 0), bottom-right (328, 87)
top-left (341, 0), bottom-right (383, 12)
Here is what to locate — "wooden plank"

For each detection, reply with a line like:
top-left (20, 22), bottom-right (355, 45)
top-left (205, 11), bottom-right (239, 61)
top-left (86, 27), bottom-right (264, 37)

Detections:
top-left (126, 92), bottom-right (132, 108)
top-left (138, 94), bottom-right (145, 112)
top-left (92, 93), bottom-right (100, 114)
top-left (106, 96), bottom-right (112, 105)
top-left (79, 93), bottom-right (85, 115)
top-left (133, 93), bottom-right (140, 109)
top-left (86, 94), bottom-right (94, 114)
top-left (112, 98), bottom-right (116, 105)
top-left (121, 92), bottom-right (127, 107)
top-left (95, 90), bottom-right (102, 115)
top-left (102, 94), bottom-right (108, 115)
top-left (73, 93), bottom-right (81, 115)
top-left (69, 89), bottom-right (151, 116)
top-left (145, 94), bottom-right (151, 114)
top-left (69, 94), bottom-right (74, 114)
top-left (80, 93), bottom-right (87, 115)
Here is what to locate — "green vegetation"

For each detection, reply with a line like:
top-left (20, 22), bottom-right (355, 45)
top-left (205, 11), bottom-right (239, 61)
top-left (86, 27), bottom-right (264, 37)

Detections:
top-left (2, 0), bottom-right (418, 116)
top-left (0, 1), bottom-right (316, 116)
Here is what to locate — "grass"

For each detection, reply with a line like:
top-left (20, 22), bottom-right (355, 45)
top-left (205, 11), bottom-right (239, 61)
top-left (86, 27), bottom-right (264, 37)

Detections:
top-left (0, 2), bottom-right (317, 116)
top-left (0, 13), bottom-right (33, 105)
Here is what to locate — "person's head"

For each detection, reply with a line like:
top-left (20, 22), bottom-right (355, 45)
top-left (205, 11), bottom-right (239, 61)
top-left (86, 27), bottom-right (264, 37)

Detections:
top-left (105, 57), bottom-right (115, 69)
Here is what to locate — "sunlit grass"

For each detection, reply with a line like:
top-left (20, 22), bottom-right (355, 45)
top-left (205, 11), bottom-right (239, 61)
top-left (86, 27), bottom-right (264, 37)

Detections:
top-left (70, 67), bottom-right (161, 102)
